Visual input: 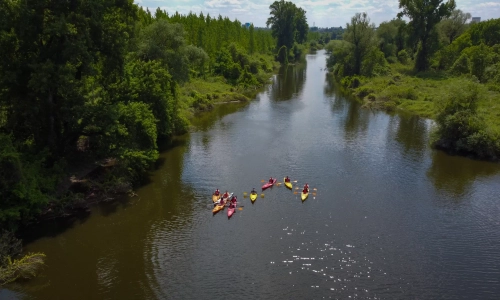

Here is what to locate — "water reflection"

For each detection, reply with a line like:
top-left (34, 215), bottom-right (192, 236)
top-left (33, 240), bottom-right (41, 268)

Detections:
top-left (427, 151), bottom-right (500, 201)
top-left (270, 63), bottom-right (306, 101)
top-left (393, 115), bottom-right (429, 153)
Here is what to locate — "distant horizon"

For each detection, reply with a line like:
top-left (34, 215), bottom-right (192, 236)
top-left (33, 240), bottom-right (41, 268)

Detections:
top-left (136, 0), bottom-right (499, 28)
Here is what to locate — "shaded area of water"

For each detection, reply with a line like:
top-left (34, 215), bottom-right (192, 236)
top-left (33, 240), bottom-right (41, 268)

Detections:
top-left (4, 50), bottom-right (500, 300)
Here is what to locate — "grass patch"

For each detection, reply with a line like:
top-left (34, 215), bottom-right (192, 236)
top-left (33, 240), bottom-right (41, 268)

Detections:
top-left (344, 63), bottom-right (500, 127)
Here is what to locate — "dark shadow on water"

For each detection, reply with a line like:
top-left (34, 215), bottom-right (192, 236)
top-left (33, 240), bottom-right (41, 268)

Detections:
top-left (19, 211), bottom-right (91, 245)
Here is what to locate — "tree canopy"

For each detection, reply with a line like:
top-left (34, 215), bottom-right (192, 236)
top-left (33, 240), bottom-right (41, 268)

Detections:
top-left (266, 0), bottom-right (308, 62)
top-left (398, 0), bottom-right (456, 71)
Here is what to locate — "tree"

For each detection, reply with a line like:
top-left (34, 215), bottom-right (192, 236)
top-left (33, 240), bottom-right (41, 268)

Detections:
top-left (344, 13), bottom-right (376, 75)
top-left (266, 0), bottom-right (308, 62)
top-left (398, 0), bottom-right (456, 71)
top-left (295, 8), bottom-right (308, 44)
top-left (438, 9), bottom-right (471, 45)
top-left (377, 19), bottom-right (408, 59)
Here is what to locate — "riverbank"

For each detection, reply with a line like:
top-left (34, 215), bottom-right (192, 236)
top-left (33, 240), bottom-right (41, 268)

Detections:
top-left (334, 62), bottom-right (500, 159)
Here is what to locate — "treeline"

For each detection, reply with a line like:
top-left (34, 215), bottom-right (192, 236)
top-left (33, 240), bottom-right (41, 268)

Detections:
top-left (0, 0), bottom-right (278, 235)
top-left (325, 0), bottom-right (500, 160)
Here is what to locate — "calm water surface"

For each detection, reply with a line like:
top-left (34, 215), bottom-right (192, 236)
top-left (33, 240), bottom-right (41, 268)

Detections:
top-left (3, 50), bottom-right (500, 299)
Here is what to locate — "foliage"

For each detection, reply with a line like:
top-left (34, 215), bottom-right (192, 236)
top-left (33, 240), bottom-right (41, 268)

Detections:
top-left (0, 0), bottom-right (276, 237)
top-left (437, 9), bottom-right (471, 45)
top-left (0, 135), bottom-right (59, 228)
top-left (327, 13), bottom-right (386, 77)
top-left (0, 253), bottom-right (46, 285)
top-left (266, 0), bottom-right (308, 63)
top-left (377, 19), bottom-right (408, 58)
top-left (0, 230), bottom-right (22, 267)
top-left (398, 0), bottom-right (456, 71)
top-left (433, 80), bottom-right (499, 158)
top-left (344, 13), bottom-right (377, 75)
top-left (398, 49), bottom-right (410, 64)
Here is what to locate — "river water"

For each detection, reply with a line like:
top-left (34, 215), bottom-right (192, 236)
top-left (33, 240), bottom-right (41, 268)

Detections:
top-left (3, 50), bottom-right (500, 299)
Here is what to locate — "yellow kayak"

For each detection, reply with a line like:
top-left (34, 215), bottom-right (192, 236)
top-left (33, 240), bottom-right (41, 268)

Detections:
top-left (301, 188), bottom-right (309, 201)
top-left (212, 193), bottom-right (221, 203)
top-left (250, 191), bottom-right (258, 202)
top-left (284, 177), bottom-right (292, 189)
top-left (213, 201), bottom-right (225, 213)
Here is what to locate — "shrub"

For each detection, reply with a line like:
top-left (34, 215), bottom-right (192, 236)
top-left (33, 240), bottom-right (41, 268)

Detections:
top-left (0, 253), bottom-right (46, 284)
top-left (449, 53), bottom-right (471, 75)
top-left (387, 56), bottom-right (398, 64)
top-left (433, 80), bottom-right (499, 159)
top-left (397, 49), bottom-right (410, 64)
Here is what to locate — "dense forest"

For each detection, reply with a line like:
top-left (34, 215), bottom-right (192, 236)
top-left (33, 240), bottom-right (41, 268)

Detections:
top-left (0, 0), bottom-right (312, 284)
top-left (326, 0), bottom-right (500, 160)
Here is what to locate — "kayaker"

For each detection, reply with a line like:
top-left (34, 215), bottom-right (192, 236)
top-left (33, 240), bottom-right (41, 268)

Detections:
top-left (231, 196), bottom-right (237, 204)
top-left (214, 189), bottom-right (220, 196)
top-left (251, 188), bottom-right (256, 194)
top-left (269, 177), bottom-right (274, 183)
top-left (285, 176), bottom-right (290, 182)
top-left (223, 190), bottom-right (229, 198)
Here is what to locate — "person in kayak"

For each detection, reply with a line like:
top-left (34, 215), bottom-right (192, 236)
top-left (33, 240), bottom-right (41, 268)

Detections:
top-left (231, 195), bottom-right (237, 204)
top-left (214, 189), bottom-right (220, 196)
top-left (269, 177), bottom-right (274, 183)
top-left (251, 188), bottom-right (256, 194)
top-left (223, 190), bottom-right (229, 198)
top-left (303, 184), bottom-right (309, 193)
top-left (285, 176), bottom-right (290, 182)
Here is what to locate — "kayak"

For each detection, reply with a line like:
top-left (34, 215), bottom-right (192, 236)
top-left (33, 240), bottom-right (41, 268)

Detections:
top-left (284, 177), bottom-right (292, 189)
top-left (212, 193), bottom-right (221, 203)
top-left (262, 178), bottom-right (277, 190)
top-left (301, 188), bottom-right (309, 201)
top-left (250, 191), bottom-right (258, 202)
top-left (227, 201), bottom-right (237, 218)
top-left (213, 199), bottom-right (226, 214)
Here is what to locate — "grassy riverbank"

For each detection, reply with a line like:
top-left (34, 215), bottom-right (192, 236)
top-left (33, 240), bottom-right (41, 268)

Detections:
top-left (341, 63), bottom-right (500, 134)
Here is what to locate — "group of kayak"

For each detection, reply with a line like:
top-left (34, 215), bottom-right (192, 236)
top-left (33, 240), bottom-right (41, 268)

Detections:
top-left (212, 190), bottom-right (238, 217)
top-left (211, 177), bottom-right (311, 216)
top-left (264, 176), bottom-right (310, 201)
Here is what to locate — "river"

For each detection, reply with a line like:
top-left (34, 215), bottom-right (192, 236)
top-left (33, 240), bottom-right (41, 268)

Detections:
top-left (3, 50), bottom-right (500, 299)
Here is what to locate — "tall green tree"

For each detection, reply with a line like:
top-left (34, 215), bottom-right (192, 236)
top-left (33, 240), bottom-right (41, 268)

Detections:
top-left (266, 0), bottom-right (308, 62)
top-left (438, 9), bottom-right (471, 45)
top-left (344, 13), bottom-right (377, 75)
top-left (398, 0), bottom-right (456, 71)
top-left (295, 8), bottom-right (308, 44)
top-left (377, 19), bottom-right (408, 58)
top-left (0, 0), bottom-right (137, 158)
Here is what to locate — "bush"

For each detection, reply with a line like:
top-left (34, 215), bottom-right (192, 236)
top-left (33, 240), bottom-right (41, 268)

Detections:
top-left (449, 53), bottom-right (471, 75)
top-left (387, 56), bottom-right (398, 64)
top-left (340, 76), bottom-right (363, 88)
top-left (0, 252), bottom-right (46, 284)
top-left (397, 50), bottom-right (410, 64)
top-left (356, 86), bottom-right (373, 98)
top-left (433, 80), bottom-right (499, 159)
top-left (380, 85), bottom-right (418, 101)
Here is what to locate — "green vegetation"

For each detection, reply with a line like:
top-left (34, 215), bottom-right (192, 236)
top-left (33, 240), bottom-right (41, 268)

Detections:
top-left (0, 230), bottom-right (45, 285)
top-left (266, 0), bottom-right (309, 63)
top-left (327, 1), bottom-right (500, 160)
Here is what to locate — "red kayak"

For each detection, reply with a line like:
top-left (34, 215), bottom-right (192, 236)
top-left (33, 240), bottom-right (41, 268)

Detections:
top-left (262, 178), bottom-right (277, 190)
top-left (227, 201), bottom-right (237, 218)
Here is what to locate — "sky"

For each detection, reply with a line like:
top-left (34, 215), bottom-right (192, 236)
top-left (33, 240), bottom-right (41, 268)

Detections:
top-left (136, 0), bottom-right (499, 28)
